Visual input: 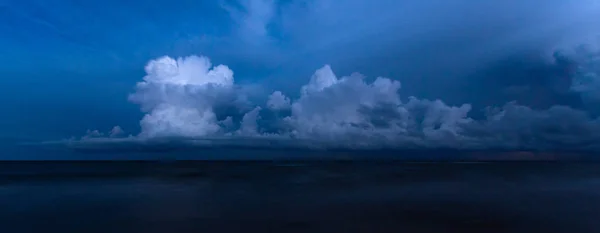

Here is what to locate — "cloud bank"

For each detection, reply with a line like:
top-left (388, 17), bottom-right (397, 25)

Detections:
top-left (71, 43), bottom-right (600, 151)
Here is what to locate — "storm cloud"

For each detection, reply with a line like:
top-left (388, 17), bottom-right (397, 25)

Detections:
top-left (12, 0), bottom-right (600, 153)
top-left (72, 48), bottom-right (600, 151)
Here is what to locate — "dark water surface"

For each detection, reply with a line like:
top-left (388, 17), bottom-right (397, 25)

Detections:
top-left (1, 161), bottom-right (599, 233)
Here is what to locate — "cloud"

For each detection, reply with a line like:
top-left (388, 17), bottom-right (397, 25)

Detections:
top-left (64, 50), bottom-right (600, 151)
top-left (280, 65), bottom-right (407, 146)
top-left (463, 103), bottom-right (600, 150)
top-left (207, 1), bottom-right (599, 118)
top-left (23, 0), bottom-right (600, 153)
top-left (238, 106), bottom-right (262, 135)
top-left (127, 55), bottom-right (238, 138)
top-left (222, 0), bottom-right (275, 43)
top-left (109, 126), bottom-right (125, 138)
top-left (266, 91), bottom-right (290, 110)
top-left (8, 1), bottom-right (600, 157)
top-left (82, 129), bottom-right (104, 139)
top-left (568, 43), bottom-right (600, 106)
top-left (219, 0), bottom-right (600, 55)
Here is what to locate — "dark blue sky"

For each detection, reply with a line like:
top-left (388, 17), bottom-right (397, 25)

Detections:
top-left (2, 0), bottom-right (600, 158)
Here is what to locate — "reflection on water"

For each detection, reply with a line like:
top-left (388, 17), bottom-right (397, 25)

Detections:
top-left (1, 161), bottom-right (599, 233)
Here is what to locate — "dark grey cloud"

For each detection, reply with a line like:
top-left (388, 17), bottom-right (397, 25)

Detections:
top-left (247, 0), bottom-right (599, 88)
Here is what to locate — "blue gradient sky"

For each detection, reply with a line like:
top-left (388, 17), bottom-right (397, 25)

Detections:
top-left (1, 0), bottom-right (600, 152)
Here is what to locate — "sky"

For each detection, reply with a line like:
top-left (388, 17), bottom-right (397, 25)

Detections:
top-left (2, 0), bottom-right (600, 158)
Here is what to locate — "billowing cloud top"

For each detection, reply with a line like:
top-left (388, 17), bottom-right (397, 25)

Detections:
top-left (128, 56), bottom-right (237, 138)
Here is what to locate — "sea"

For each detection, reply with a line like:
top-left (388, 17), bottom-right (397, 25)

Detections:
top-left (1, 161), bottom-right (599, 233)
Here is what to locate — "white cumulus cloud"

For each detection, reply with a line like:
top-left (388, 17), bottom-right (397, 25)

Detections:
top-left (128, 55), bottom-right (237, 138)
